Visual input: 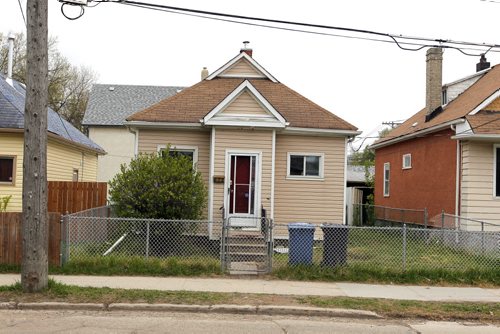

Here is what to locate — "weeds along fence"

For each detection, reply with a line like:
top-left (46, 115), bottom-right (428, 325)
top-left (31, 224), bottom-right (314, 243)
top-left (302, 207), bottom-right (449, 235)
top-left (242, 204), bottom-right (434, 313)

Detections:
top-left (61, 206), bottom-right (222, 266)
top-left (271, 223), bottom-right (499, 272)
top-left (62, 206), bottom-right (499, 274)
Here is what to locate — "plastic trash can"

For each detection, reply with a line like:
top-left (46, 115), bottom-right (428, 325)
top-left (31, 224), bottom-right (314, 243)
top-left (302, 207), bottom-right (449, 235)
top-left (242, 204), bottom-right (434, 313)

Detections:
top-left (321, 224), bottom-right (349, 267)
top-left (288, 223), bottom-right (316, 265)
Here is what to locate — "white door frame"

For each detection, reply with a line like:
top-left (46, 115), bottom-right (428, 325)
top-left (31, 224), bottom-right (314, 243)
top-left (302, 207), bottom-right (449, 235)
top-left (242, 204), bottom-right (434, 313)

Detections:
top-left (224, 149), bottom-right (262, 228)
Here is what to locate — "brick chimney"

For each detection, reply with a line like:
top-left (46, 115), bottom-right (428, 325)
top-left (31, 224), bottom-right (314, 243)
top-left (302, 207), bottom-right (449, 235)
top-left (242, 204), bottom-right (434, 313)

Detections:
top-left (425, 47), bottom-right (443, 118)
top-left (476, 54), bottom-right (490, 72)
top-left (240, 41), bottom-right (253, 57)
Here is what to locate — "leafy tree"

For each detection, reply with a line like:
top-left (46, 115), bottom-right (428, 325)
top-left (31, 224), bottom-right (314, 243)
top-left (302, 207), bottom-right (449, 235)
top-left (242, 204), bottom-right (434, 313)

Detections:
top-left (109, 148), bottom-right (207, 220)
top-left (0, 32), bottom-right (96, 129)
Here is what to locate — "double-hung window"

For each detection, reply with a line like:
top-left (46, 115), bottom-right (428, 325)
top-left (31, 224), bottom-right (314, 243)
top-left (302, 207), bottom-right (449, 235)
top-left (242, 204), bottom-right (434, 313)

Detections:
top-left (287, 153), bottom-right (324, 178)
top-left (383, 162), bottom-right (390, 197)
top-left (157, 145), bottom-right (198, 168)
top-left (0, 156), bottom-right (15, 185)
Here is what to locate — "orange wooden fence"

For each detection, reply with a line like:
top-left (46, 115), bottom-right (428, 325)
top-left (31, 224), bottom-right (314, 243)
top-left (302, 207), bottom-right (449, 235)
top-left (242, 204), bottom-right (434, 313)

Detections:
top-left (48, 181), bottom-right (107, 214)
top-left (0, 212), bottom-right (61, 266)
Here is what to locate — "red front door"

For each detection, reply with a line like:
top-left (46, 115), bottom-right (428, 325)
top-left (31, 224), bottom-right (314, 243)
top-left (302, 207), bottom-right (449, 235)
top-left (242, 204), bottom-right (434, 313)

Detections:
top-left (229, 155), bottom-right (256, 216)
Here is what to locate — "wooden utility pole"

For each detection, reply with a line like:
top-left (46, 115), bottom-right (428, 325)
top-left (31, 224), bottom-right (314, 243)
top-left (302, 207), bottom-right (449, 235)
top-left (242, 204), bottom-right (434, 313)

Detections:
top-left (22, 0), bottom-right (49, 292)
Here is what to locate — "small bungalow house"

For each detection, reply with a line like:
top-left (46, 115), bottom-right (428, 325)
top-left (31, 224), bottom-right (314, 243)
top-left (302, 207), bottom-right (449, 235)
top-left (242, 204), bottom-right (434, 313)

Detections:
top-left (0, 74), bottom-right (105, 212)
top-left (83, 84), bottom-right (183, 183)
top-left (372, 49), bottom-right (500, 226)
top-left (125, 46), bottom-right (359, 233)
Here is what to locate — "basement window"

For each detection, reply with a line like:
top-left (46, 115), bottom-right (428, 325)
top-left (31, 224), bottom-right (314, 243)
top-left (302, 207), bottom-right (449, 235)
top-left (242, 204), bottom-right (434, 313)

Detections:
top-left (0, 156), bottom-right (15, 185)
top-left (402, 154), bottom-right (412, 169)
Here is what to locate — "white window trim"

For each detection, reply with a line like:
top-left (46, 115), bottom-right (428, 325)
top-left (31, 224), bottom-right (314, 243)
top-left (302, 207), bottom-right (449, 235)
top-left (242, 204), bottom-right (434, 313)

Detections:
top-left (286, 152), bottom-right (324, 180)
top-left (157, 144), bottom-right (199, 168)
top-left (0, 155), bottom-right (16, 186)
top-left (383, 162), bottom-right (390, 197)
top-left (402, 153), bottom-right (412, 169)
top-left (494, 144), bottom-right (500, 199)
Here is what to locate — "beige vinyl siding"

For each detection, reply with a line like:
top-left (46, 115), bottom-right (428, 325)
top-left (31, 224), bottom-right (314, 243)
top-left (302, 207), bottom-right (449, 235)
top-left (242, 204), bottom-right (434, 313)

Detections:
top-left (212, 128), bottom-right (273, 221)
top-left (137, 129), bottom-right (211, 218)
top-left (221, 58), bottom-right (265, 78)
top-left (274, 134), bottom-right (346, 228)
top-left (0, 133), bottom-right (24, 211)
top-left (460, 141), bottom-right (500, 227)
top-left (220, 91), bottom-right (269, 116)
top-left (0, 133), bottom-right (99, 212)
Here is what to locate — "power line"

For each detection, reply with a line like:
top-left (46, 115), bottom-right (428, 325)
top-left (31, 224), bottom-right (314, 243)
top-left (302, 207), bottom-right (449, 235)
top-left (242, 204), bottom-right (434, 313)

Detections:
top-left (63, 0), bottom-right (500, 56)
top-left (17, 0), bottom-right (26, 27)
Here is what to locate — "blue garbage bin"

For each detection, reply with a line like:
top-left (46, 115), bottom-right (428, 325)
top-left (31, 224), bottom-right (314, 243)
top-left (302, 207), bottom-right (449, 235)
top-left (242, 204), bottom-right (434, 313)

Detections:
top-left (288, 223), bottom-right (315, 265)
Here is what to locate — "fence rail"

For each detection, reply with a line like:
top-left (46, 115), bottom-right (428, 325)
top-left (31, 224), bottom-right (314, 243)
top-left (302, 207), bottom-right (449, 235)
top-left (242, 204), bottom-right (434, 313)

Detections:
top-left (0, 212), bottom-right (62, 266)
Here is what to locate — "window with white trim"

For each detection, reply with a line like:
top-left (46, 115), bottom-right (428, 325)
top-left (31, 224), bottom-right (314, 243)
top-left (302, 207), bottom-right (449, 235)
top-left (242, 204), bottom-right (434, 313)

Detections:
top-left (495, 146), bottom-right (500, 197)
top-left (383, 162), bottom-right (390, 197)
top-left (0, 156), bottom-right (15, 185)
top-left (157, 145), bottom-right (198, 168)
top-left (402, 154), bottom-right (412, 169)
top-left (287, 153), bottom-right (324, 178)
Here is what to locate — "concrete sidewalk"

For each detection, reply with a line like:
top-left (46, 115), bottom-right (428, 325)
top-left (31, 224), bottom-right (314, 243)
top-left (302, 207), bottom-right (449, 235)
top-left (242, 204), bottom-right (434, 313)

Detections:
top-left (0, 274), bottom-right (499, 303)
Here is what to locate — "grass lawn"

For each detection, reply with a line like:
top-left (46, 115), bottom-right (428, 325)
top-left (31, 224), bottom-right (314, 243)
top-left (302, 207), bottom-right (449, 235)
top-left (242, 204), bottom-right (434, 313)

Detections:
top-left (0, 280), bottom-right (498, 322)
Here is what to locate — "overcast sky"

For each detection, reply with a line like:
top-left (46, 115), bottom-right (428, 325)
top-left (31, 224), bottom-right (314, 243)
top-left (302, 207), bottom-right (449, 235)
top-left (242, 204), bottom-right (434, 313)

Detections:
top-left (1, 0), bottom-right (500, 146)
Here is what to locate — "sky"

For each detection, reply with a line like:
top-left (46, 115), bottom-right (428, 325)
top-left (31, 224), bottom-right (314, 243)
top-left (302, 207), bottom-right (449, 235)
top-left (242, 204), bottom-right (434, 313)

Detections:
top-left (1, 0), bottom-right (500, 148)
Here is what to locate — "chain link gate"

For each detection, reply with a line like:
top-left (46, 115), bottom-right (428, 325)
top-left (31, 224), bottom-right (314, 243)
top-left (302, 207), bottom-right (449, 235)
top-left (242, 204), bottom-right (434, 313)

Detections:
top-left (221, 216), bottom-right (273, 274)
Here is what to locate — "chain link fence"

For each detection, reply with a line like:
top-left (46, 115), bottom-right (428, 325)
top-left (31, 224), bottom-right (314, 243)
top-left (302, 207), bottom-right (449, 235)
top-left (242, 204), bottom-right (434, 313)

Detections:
top-left (271, 223), bottom-right (499, 272)
top-left (62, 206), bottom-right (223, 268)
top-left (62, 206), bottom-right (499, 275)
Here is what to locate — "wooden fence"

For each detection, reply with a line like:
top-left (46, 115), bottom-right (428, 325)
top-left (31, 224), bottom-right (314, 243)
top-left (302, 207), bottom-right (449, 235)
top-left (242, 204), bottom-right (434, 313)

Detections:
top-left (48, 181), bottom-right (107, 214)
top-left (0, 212), bottom-right (61, 266)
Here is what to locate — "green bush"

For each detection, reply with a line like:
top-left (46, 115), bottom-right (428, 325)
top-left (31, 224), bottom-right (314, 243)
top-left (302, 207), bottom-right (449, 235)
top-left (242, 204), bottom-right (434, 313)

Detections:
top-left (109, 147), bottom-right (207, 220)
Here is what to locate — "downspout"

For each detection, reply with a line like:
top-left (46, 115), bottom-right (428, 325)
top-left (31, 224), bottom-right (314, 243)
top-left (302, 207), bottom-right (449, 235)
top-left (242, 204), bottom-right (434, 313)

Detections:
top-left (451, 124), bottom-right (461, 216)
top-left (270, 130), bottom-right (276, 220)
top-left (127, 126), bottom-right (139, 157)
top-left (343, 136), bottom-right (349, 225)
top-left (208, 127), bottom-right (215, 239)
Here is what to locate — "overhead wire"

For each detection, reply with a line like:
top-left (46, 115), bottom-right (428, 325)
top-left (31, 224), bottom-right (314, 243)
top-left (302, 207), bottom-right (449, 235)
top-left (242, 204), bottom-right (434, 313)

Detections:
top-left (17, 0), bottom-right (26, 27)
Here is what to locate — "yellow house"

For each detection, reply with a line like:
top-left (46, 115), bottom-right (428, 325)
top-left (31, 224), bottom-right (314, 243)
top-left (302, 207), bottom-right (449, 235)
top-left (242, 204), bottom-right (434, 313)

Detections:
top-left (0, 75), bottom-right (105, 212)
top-left (125, 46), bottom-right (360, 235)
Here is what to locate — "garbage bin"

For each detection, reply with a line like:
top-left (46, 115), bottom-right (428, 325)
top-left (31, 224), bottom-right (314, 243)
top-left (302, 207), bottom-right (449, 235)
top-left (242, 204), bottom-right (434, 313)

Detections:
top-left (288, 223), bottom-right (315, 265)
top-left (321, 224), bottom-right (349, 267)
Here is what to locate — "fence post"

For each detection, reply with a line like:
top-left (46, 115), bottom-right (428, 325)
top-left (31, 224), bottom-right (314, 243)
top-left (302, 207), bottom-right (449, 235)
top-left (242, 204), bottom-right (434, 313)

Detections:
top-left (401, 209), bottom-right (405, 225)
top-left (59, 214), bottom-right (64, 266)
top-left (441, 210), bottom-right (445, 229)
top-left (220, 218), bottom-right (227, 272)
top-left (402, 224), bottom-right (407, 272)
top-left (481, 222), bottom-right (485, 254)
top-left (424, 208), bottom-right (428, 229)
top-left (145, 221), bottom-right (150, 259)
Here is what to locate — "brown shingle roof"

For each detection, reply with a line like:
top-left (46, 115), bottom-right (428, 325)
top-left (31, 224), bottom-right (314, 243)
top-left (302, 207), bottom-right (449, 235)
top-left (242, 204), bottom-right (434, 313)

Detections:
top-left (376, 64), bottom-right (500, 144)
top-left (127, 78), bottom-right (357, 131)
top-left (466, 111), bottom-right (500, 134)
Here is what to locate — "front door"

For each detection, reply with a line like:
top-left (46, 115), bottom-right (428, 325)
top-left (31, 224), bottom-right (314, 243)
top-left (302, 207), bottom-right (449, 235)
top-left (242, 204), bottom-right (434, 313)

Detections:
top-left (226, 153), bottom-right (259, 228)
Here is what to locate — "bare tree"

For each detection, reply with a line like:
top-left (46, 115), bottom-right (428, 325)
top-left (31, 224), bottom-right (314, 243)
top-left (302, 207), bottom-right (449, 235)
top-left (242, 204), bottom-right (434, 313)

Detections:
top-left (1, 32), bottom-right (96, 130)
top-left (22, 0), bottom-right (48, 292)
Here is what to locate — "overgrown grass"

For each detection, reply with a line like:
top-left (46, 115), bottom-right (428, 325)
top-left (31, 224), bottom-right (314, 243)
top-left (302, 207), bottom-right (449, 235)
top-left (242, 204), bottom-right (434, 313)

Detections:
top-left (0, 280), bottom-right (498, 322)
top-left (51, 255), bottom-right (221, 276)
top-left (273, 264), bottom-right (500, 286)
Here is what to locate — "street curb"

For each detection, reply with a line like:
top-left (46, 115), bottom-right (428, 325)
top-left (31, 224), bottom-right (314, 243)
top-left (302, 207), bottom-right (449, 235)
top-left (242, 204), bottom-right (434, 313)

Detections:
top-left (1, 302), bottom-right (381, 319)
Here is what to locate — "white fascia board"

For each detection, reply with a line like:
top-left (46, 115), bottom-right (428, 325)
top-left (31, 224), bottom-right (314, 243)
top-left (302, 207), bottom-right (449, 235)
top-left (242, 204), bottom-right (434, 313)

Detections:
top-left (206, 120), bottom-right (286, 128)
top-left (469, 89), bottom-right (500, 115)
top-left (124, 121), bottom-right (203, 129)
top-left (206, 52), bottom-right (278, 82)
top-left (371, 119), bottom-right (465, 149)
top-left (203, 80), bottom-right (287, 126)
top-left (452, 134), bottom-right (500, 140)
top-left (283, 127), bottom-right (361, 137)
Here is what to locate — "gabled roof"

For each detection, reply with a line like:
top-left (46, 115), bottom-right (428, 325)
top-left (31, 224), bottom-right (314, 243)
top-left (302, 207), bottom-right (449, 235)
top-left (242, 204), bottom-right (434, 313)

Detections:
top-left (373, 65), bottom-right (500, 148)
top-left (83, 84), bottom-right (184, 126)
top-left (206, 52), bottom-right (278, 82)
top-left (127, 77), bottom-right (357, 131)
top-left (0, 74), bottom-right (105, 154)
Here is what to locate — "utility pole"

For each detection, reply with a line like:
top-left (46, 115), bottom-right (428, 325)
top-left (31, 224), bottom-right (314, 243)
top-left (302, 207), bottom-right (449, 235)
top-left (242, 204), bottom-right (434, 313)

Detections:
top-left (22, 0), bottom-right (49, 292)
